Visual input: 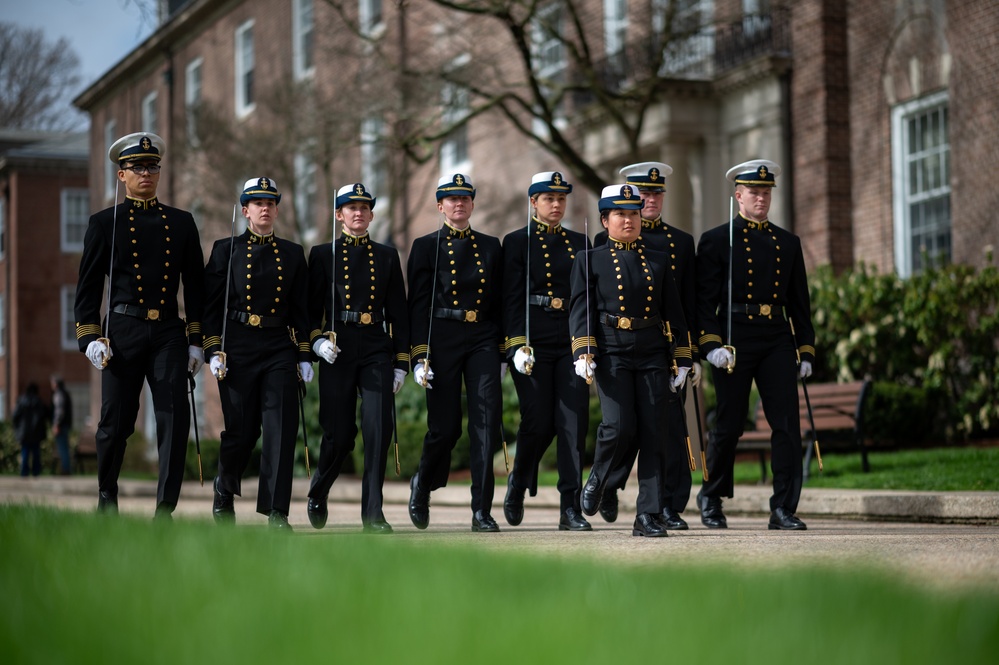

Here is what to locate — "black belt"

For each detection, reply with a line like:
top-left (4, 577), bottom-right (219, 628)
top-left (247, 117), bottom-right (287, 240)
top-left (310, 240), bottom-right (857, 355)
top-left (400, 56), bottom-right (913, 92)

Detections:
top-left (228, 311), bottom-right (287, 328)
top-left (336, 311), bottom-right (384, 325)
top-left (433, 308), bottom-right (482, 323)
top-left (528, 295), bottom-right (567, 311)
top-left (730, 303), bottom-right (784, 317)
top-left (112, 304), bottom-right (176, 321)
top-left (599, 313), bottom-right (662, 331)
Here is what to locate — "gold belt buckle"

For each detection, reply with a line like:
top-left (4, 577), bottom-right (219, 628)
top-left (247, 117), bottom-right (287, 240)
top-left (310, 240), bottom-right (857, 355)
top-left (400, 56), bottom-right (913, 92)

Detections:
top-left (146, 309), bottom-right (160, 321)
top-left (759, 304), bottom-right (772, 316)
top-left (248, 314), bottom-right (261, 327)
top-left (360, 312), bottom-right (373, 325)
top-left (618, 316), bottom-right (632, 330)
top-left (464, 310), bottom-right (477, 323)
top-left (550, 297), bottom-right (563, 310)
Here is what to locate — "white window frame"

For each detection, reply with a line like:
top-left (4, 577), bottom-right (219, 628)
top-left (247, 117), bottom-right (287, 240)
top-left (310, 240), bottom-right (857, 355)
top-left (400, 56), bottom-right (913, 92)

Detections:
top-left (60, 286), bottom-right (77, 351)
top-left (60, 188), bottom-right (89, 252)
top-left (104, 119), bottom-right (117, 201)
top-left (235, 19), bottom-right (256, 118)
top-left (532, 3), bottom-right (566, 82)
top-left (185, 57), bottom-right (204, 146)
top-left (604, 0), bottom-right (628, 58)
top-left (359, 0), bottom-right (384, 37)
top-left (655, 0), bottom-right (715, 79)
top-left (891, 90), bottom-right (951, 277)
top-left (439, 82), bottom-right (470, 176)
top-left (294, 151), bottom-right (318, 244)
top-left (141, 90), bottom-right (158, 134)
top-left (361, 116), bottom-right (388, 207)
top-left (293, 0), bottom-right (315, 80)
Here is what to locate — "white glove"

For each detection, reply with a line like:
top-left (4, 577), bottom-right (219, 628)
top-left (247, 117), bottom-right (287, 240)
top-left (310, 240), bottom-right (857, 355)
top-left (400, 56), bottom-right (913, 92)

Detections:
top-left (86, 340), bottom-right (112, 370)
top-left (187, 346), bottom-right (205, 375)
top-left (499, 362), bottom-right (508, 381)
top-left (689, 361), bottom-right (702, 387)
top-left (670, 366), bottom-right (690, 393)
top-left (313, 338), bottom-right (340, 364)
top-left (392, 368), bottom-right (406, 394)
top-left (413, 360), bottom-right (434, 388)
top-left (513, 347), bottom-right (534, 374)
top-left (574, 356), bottom-right (596, 381)
top-left (706, 347), bottom-right (734, 370)
top-left (299, 362), bottom-right (314, 383)
top-left (210, 354), bottom-right (227, 379)
top-left (800, 360), bottom-right (813, 379)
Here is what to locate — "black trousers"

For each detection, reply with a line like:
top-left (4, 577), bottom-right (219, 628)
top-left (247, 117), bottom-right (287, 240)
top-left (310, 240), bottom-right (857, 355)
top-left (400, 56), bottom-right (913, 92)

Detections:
top-left (603, 388), bottom-right (692, 513)
top-left (309, 326), bottom-right (393, 523)
top-left (96, 315), bottom-right (189, 508)
top-left (216, 326), bottom-right (299, 517)
top-left (591, 355), bottom-right (669, 516)
top-left (509, 347), bottom-right (588, 511)
top-left (415, 320), bottom-right (501, 514)
top-left (702, 322), bottom-right (803, 512)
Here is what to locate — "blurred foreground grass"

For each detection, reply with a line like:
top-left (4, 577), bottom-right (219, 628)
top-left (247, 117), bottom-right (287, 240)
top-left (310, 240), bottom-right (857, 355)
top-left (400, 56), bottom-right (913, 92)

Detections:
top-left (1, 505), bottom-right (997, 665)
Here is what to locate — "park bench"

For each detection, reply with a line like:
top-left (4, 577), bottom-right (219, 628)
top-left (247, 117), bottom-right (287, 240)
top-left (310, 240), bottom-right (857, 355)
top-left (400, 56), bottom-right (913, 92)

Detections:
top-left (738, 378), bottom-right (872, 482)
top-left (74, 432), bottom-right (98, 474)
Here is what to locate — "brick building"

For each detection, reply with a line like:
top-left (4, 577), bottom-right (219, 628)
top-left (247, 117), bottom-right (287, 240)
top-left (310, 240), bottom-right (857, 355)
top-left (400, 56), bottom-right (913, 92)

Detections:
top-left (71, 0), bottom-right (999, 437)
top-left (0, 130), bottom-right (91, 425)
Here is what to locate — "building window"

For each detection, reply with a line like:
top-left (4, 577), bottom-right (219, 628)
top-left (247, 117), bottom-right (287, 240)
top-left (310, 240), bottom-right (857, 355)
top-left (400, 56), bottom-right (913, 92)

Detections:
top-left (293, 0), bottom-right (315, 79)
top-left (440, 80), bottom-right (469, 175)
top-left (655, 0), bottom-right (715, 79)
top-left (532, 3), bottom-right (566, 83)
top-left (604, 0), bottom-right (628, 59)
top-left (0, 294), bottom-right (5, 356)
top-left (186, 57), bottom-right (203, 145)
top-left (361, 117), bottom-right (387, 204)
top-left (892, 91), bottom-right (951, 277)
top-left (235, 20), bottom-right (256, 117)
top-left (104, 119), bottom-right (117, 201)
top-left (61, 286), bottom-right (77, 351)
top-left (61, 188), bottom-right (89, 252)
top-left (0, 198), bottom-right (5, 261)
top-left (360, 0), bottom-right (383, 36)
top-left (142, 91), bottom-right (158, 134)
top-left (294, 151), bottom-right (317, 243)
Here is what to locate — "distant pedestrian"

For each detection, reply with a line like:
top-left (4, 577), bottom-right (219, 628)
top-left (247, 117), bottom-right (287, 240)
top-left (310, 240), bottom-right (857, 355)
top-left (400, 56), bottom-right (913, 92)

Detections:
top-left (12, 383), bottom-right (49, 477)
top-left (50, 376), bottom-right (73, 475)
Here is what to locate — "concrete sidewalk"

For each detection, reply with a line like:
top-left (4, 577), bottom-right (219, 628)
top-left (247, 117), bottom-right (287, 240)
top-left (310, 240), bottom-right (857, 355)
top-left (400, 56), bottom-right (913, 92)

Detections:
top-left (2, 473), bottom-right (998, 524)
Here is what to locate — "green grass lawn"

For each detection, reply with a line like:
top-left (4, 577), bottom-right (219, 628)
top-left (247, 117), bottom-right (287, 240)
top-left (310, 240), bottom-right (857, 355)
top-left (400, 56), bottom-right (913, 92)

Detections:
top-left (2, 506), bottom-right (997, 664)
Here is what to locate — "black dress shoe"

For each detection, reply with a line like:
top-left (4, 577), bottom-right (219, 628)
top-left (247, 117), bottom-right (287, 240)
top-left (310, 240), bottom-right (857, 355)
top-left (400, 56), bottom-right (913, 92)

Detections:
top-left (598, 489), bottom-right (619, 523)
top-left (581, 473), bottom-right (603, 517)
top-left (307, 496), bottom-right (328, 529)
top-left (472, 511), bottom-right (500, 532)
top-left (558, 507), bottom-right (592, 531)
top-left (698, 489), bottom-right (727, 529)
top-left (769, 507), bottom-right (807, 531)
top-left (213, 476), bottom-right (235, 524)
top-left (408, 474), bottom-right (430, 530)
top-left (503, 475), bottom-right (525, 526)
top-left (268, 511), bottom-right (292, 530)
top-left (632, 513), bottom-right (668, 537)
top-left (97, 491), bottom-right (118, 515)
top-left (363, 519), bottom-right (394, 534)
top-left (660, 507), bottom-right (689, 530)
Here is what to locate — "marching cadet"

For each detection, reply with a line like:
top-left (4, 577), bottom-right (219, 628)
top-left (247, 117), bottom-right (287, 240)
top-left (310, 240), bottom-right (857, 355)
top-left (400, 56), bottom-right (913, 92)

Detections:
top-left (305, 183), bottom-right (409, 534)
top-left (502, 171), bottom-right (591, 531)
top-left (204, 177), bottom-right (312, 529)
top-left (570, 184), bottom-right (691, 537)
top-left (696, 159), bottom-right (815, 530)
top-left (75, 132), bottom-right (205, 517)
top-left (595, 162), bottom-right (699, 530)
top-left (407, 173), bottom-right (505, 532)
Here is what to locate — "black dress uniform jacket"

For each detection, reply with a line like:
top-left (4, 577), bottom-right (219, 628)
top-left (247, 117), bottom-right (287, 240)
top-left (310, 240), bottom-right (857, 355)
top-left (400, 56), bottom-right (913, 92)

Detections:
top-left (569, 240), bottom-right (691, 515)
top-left (407, 222), bottom-right (503, 515)
top-left (502, 219), bottom-right (590, 511)
top-left (203, 228), bottom-right (310, 517)
top-left (597, 217), bottom-right (698, 513)
top-left (74, 195), bottom-right (205, 508)
top-left (696, 214), bottom-right (815, 513)
top-left (306, 232), bottom-right (409, 523)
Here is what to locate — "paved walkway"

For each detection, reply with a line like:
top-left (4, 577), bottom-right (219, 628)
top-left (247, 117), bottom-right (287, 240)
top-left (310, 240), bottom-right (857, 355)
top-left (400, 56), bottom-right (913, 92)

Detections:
top-left (5, 474), bottom-right (999, 592)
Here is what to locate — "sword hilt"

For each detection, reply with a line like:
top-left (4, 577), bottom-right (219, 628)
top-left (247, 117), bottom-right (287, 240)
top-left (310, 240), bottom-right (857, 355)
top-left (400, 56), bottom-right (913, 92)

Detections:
top-left (522, 345), bottom-right (535, 376)
top-left (212, 351), bottom-right (228, 380)
top-left (722, 345), bottom-right (736, 374)
top-left (96, 337), bottom-right (111, 368)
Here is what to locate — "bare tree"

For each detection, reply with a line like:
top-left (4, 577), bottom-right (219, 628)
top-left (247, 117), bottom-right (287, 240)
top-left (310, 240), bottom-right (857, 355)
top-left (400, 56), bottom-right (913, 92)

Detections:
top-left (0, 22), bottom-right (83, 130)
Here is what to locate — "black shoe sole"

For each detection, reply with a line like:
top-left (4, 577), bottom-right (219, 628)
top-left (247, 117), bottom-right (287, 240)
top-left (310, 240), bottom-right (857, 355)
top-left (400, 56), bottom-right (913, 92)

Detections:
top-left (559, 523), bottom-right (593, 531)
top-left (632, 529), bottom-right (668, 537)
top-left (768, 523), bottom-right (807, 531)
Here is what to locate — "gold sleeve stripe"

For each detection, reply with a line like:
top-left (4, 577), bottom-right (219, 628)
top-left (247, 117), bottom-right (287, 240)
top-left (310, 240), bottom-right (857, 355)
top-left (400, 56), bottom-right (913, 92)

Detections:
top-left (799, 345), bottom-right (816, 356)
top-left (298, 343), bottom-right (311, 353)
top-left (699, 333), bottom-right (722, 346)
top-left (674, 347), bottom-right (693, 359)
top-left (571, 337), bottom-right (597, 354)
top-left (309, 329), bottom-right (323, 342)
top-left (203, 336), bottom-right (221, 350)
top-left (506, 336), bottom-right (526, 351)
top-left (395, 353), bottom-right (410, 363)
top-left (76, 324), bottom-right (102, 339)
top-left (186, 322), bottom-right (201, 333)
